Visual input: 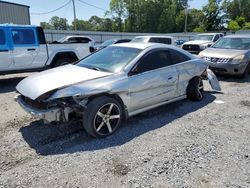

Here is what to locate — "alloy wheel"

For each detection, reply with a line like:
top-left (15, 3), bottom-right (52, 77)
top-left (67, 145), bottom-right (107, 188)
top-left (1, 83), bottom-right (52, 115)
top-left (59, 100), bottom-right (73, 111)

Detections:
top-left (94, 103), bottom-right (121, 136)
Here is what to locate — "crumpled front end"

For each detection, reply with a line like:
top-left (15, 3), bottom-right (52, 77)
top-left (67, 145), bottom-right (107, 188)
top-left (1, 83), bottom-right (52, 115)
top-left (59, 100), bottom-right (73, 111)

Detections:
top-left (15, 94), bottom-right (85, 124)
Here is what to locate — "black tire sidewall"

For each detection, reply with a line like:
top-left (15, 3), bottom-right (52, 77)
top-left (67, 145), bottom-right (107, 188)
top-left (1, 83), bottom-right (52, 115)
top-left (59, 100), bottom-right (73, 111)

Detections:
top-left (83, 96), bottom-right (124, 138)
top-left (187, 77), bottom-right (203, 101)
top-left (53, 57), bottom-right (75, 67)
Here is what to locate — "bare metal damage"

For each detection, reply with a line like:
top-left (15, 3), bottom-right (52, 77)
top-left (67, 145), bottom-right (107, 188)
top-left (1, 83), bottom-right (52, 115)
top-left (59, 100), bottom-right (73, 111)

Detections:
top-left (16, 43), bottom-right (221, 123)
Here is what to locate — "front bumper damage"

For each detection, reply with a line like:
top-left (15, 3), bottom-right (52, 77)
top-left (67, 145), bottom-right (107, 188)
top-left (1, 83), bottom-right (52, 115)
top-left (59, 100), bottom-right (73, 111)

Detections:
top-left (15, 95), bottom-right (65, 123)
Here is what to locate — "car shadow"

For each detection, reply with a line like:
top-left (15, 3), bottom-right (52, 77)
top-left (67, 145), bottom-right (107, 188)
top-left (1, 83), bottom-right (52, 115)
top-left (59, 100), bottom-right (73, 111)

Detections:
top-left (19, 92), bottom-right (216, 156)
top-left (0, 77), bottom-right (25, 93)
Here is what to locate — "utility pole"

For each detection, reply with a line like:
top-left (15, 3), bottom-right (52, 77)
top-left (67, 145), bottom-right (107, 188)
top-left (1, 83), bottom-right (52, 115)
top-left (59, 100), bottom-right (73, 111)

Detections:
top-left (184, 5), bottom-right (188, 33)
top-left (72, 0), bottom-right (77, 30)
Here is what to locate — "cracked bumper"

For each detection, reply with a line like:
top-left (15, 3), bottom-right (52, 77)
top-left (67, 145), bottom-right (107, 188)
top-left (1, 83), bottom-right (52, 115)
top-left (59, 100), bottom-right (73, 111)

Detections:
top-left (15, 95), bottom-right (62, 123)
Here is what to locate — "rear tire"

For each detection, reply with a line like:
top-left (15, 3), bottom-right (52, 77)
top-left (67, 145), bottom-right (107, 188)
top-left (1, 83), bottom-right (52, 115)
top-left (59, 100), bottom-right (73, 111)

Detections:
top-left (52, 57), bottom-right (75, 67)
top-left (83, 96), bottom-right (124, 138)
top-left (187, 77), bottom-right (204, 101)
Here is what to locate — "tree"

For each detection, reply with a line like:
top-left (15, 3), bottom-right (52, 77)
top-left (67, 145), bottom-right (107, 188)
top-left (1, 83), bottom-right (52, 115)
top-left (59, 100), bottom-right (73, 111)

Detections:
top-left (228, 20), bottom-right (241, 31)
top-left (108, 0), bottom-right (127, 32)
top-left (40, 22), bottom-right (51, 29)
top-left (223, 0), bottom-right (250, 21)
top-left (202, 0), bottom-right (225, 31)
top-left (49, 16), bottom-right (68, 30)
top-left (72, 19), bottom-right (93, 31)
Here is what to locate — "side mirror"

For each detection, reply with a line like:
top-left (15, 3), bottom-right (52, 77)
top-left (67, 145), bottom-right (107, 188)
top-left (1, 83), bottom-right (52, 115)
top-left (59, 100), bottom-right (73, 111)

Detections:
top-left (128, 65), bottom-right (141, 76)
top-left (89, 46), bottom-right (95, 53)
top-left (207, 44), bottom-right (212, 47)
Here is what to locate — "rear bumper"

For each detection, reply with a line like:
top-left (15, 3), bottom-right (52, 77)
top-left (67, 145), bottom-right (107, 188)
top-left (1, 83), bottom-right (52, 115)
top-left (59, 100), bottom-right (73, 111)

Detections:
top-left (15, 95), bottom-right (62, 123)
top-left (206, 62), bottom-right (247, 75)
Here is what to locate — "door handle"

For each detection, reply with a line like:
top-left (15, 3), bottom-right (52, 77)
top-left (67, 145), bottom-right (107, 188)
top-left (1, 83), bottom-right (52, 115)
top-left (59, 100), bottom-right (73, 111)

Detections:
top-left (0, 50), bottom-right (8, 52)
top-left (27, 48), bottom-right (36, 51)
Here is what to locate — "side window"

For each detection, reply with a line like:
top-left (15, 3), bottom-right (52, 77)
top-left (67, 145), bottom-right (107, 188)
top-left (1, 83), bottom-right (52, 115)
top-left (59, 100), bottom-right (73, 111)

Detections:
top-left (11, 29), bottom-right (36, 45)
top-left (79, 37), bottom-right (91, 43)
top-left (68, 37), bottom-right (78, 43)
top-left (135, 50), bottom-right (171, 73)
top-left (169, 49), bottom-right (191, 65)
top-left (159, 38), bottom-right (172, 44)
top-left (149, 38), bottom-right (159, 43)
top-left (213, 35), bottom-right (220, 42)
top-left (0, 29), bottom-right (5, 45)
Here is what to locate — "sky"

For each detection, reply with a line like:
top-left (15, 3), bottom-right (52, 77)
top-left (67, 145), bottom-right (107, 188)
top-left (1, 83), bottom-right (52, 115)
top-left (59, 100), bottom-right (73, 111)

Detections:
top-left (6, 0), bottom-right (208, 25)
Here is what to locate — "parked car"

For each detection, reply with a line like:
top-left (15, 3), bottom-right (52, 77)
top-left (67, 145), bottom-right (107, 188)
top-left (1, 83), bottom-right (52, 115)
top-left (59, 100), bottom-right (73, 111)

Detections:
top-left (0, 25), bottom-right (91, 75)
top-left (90, 38), bottom-right (131, 52)
top-left (15, 43), bottom-right (220, 138)
top-left (175, 39), bottom-right (186, 46)
top-left (54, 35), bottom-right (95, 46)
top-left (199, 35), bottom-right (250, 77)
top-left (131, 36), bottom-right (174, 45)
top-left (182, 33), bottom-right (224, 54)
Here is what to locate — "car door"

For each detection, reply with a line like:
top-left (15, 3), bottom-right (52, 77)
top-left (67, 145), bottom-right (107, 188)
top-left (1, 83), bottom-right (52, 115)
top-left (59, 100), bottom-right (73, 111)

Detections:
top-left (168, 49), bottom-right (195, 96)
top-left (11, 27), bottom-right (39, 67)
top-left (0, 27), bottom-right (12, 68)
top-left (128, 49), bottom-right (178, 112)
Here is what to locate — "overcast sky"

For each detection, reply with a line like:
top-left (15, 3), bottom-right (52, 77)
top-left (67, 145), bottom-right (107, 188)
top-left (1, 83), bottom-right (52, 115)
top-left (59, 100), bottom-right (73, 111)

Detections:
top-left (6, 0), bottom-right (208, 25)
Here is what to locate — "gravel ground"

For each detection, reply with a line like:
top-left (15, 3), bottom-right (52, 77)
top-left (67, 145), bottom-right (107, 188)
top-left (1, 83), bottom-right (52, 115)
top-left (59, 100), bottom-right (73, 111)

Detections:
top-left (0, 73), bottom-right (249, 188)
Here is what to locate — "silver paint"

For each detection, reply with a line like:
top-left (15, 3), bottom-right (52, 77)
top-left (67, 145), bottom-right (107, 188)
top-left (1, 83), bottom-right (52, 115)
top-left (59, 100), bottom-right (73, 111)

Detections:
top-left (16, 43), bottom-right (221, 122)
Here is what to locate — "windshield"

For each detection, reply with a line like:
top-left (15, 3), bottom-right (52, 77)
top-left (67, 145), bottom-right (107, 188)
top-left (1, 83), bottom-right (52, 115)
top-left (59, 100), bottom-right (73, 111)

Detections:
top-left (195, 35), bottom-right (214, 41)
top-left (57, 37), bottom-right (67, 43)
top-left (77, 46), bottom-right (142, 73)
top-left (101, 39), bottom-right (116, 46)
top-left (212, 38), bottom-right (250, 50)
top-left (131, 37), bottom-right (148, 43)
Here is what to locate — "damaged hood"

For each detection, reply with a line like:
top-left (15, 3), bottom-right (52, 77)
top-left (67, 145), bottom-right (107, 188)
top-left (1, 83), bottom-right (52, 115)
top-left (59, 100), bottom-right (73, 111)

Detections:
top-left (16, 64), bottom-right (112, 100)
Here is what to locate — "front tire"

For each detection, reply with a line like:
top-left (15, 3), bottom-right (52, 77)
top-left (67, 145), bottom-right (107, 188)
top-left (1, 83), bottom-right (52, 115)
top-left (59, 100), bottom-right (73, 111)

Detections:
top-left (83, 96), bottom-right (124, 138)
top-left (187, 77), bottom-right (204, 101)
top-left (52, 57), bottom-right (75, 67)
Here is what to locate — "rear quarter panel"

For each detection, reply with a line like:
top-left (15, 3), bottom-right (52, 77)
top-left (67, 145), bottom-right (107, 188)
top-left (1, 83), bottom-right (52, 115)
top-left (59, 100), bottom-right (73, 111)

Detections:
top-left (175, 59), bottom-right (207, 96)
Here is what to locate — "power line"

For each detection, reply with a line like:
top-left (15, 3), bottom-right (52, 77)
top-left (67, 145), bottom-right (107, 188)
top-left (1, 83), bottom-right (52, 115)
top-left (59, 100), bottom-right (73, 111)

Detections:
top-left (77, 0), bottom-right (108, 12)
top-left (31, 0), bottom-right (72, 15)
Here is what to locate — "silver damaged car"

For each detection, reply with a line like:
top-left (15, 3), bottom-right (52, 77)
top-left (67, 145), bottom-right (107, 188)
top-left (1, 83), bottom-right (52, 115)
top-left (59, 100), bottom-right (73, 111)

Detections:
top-left (15, 43), bottom-right (221, 137)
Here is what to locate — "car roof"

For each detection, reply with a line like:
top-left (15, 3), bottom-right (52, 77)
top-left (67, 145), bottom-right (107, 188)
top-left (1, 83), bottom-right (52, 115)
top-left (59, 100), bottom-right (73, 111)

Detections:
top-left (224, 34), bottom-right (250, 38)
top-left (112, 42), bottom-right (167, 49)
top-left (112, 42), bottom-right (185, 51)
top-left (134, 35), bottom-right (174, 39)
top-left (0, 24), bottom-right (37, 28)
top-left (199, 33), bottom-right (224, 35)
top-left (65, 35), bottom-right (93, 39)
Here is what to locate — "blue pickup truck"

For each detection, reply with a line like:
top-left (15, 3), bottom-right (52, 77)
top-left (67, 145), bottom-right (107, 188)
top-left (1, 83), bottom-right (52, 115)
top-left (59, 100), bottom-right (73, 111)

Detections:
top-left (0, 24), bottom-right (91, 75)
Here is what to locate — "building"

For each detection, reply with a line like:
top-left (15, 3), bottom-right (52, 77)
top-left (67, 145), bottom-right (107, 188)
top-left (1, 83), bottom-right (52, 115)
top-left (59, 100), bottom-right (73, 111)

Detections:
top-left (0, 1), bottom-right (30, 25)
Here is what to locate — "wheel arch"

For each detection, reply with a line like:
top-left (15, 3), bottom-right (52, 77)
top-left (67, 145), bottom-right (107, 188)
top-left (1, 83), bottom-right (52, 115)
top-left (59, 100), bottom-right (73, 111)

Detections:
top-left (87, 93), bottom-right (128, 119)
top-left (49, 51), bottom-right (79, 67)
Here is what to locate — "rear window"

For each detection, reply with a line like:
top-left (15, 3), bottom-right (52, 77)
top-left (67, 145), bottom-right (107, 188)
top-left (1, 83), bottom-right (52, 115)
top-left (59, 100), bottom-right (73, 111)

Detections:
top-left (0, 29), bottom-right (5, 45)
top-left (169, 49), bottom-right (191, 64)
top-left (149, 37), bottom-right (172, 44)
top-left (11, 29), bottom-right (36, 45)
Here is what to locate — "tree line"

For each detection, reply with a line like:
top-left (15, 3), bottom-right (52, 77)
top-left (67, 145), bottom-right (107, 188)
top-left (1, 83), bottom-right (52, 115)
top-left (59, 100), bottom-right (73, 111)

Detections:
top-left (40, 0), bottom-right (250, 32)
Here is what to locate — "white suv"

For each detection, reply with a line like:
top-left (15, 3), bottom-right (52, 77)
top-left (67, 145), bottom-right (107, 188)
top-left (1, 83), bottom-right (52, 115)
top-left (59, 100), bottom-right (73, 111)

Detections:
top-left (131, 36), bottom-right (174, 45)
